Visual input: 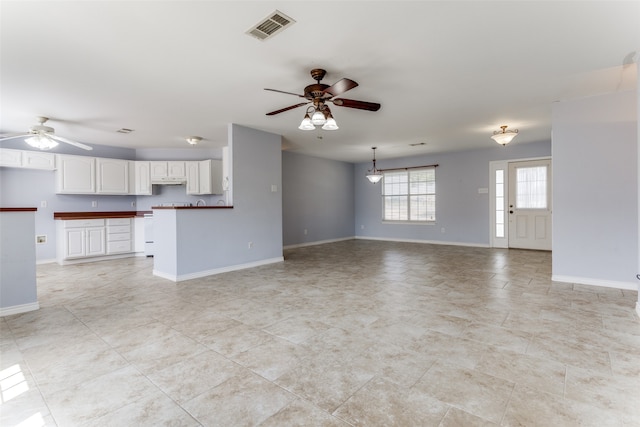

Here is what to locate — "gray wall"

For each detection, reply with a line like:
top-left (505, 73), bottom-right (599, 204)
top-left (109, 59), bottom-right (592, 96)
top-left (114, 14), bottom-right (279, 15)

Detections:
top-left (0, 211), bottom-right (37, 312)
top-left (354, 141), bottom-right (552, 246)
top-left (552, 90), bottom-right (638, 287)
top-left (152, 124), bottom-right (283, 279)
top-left (282, 151), bottom-right (355, 247)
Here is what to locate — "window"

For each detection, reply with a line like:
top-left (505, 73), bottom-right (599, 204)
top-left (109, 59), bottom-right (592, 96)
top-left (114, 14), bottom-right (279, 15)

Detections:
top-left (383, 167), bottom-right (436, 222)
top-left (515, 166), bottom-right (547, 209)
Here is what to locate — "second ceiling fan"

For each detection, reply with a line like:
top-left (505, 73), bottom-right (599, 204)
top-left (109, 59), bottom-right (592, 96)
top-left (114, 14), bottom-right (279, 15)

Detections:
top-left (265, 68), bottom-right (381, 130)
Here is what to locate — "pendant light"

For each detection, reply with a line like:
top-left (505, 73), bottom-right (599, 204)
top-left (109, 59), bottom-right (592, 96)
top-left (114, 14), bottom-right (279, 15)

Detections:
top-left (491, 125), bottom-right (519, 146)
top-left (366, 147), bottom-right (383, 183)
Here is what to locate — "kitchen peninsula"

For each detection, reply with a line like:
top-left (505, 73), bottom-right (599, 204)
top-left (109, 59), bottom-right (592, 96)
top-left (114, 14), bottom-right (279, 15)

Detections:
top-left (151, 204), bottom-right (283, 282)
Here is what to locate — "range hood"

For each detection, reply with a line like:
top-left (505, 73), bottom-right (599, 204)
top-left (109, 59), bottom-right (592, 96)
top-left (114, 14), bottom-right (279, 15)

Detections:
top-left (151, 177), bottom-right (186, 185)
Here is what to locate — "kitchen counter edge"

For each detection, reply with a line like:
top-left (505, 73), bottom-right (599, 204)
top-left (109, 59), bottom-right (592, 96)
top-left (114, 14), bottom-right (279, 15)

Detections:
top-left (53, 211), bottom-right (152, 220)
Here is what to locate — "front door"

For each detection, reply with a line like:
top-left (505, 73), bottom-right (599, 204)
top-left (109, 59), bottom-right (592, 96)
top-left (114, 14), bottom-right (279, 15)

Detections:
top-left (507, 159), bottom-right (552, 250)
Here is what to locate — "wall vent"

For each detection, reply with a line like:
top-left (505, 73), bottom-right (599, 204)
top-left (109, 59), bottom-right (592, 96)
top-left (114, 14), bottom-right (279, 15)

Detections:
top-left (246, 10), bottom-right (295, 41)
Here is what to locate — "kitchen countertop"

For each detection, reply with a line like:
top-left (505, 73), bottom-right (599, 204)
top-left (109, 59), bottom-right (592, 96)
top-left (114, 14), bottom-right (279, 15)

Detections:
top-left (53, 211), bottom-right (151, 220)
top-left (1, 207), bottom-right (38, 212)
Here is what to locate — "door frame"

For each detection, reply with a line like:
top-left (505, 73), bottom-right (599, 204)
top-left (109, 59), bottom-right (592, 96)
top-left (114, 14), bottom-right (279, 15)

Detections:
top-left (489, 156), bottom-right (552, 248)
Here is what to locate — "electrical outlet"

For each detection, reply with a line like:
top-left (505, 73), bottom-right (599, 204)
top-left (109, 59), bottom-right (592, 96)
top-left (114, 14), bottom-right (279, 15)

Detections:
top-left (441, 227), bottom-right (446, 233)
top-left (304, 229), bottom-right (308, 235)
top-left (248, 242), bottom-right (253, 249)
top-left (40, 200), bottom-right (47, 208)
top-left (36, 235), bottom-right (47, 244)
top-left (91, 200), bottom-right (97, 207)
top-left (361, 225), bottom-right (365, 230)
top-left (131, 201), bottom-right (136, 208)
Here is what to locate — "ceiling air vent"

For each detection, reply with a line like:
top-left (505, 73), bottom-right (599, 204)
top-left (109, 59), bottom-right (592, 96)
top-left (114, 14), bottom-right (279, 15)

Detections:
top-left (246, 10), bottom-right (295, 41)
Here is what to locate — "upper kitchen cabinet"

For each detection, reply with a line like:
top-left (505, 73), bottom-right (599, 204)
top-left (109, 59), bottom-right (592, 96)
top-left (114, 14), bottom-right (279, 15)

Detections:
top-left (131, 161), bottom-right (152, 195)
top-left (150, 161), bottom-right (186, 182)
top-left (55, 154), bottom-right (96, 194)
top-left (186, 159), bottom-right (223, 195)
top-left (0, 148), bottom-right (55, 170)
top-left (96, 158), bottom-right (129, 194)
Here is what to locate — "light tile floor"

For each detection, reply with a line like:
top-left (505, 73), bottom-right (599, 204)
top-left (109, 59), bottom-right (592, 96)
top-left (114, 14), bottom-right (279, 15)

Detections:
top-left (1, 240), bottom-right (639, 426)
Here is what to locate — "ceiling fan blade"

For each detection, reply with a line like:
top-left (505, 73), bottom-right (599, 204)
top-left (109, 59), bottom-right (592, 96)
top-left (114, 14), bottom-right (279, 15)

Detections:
top-left (331, 98), bottom-right (381, 111)
top-left (0, 133), bottom-right (31, 141)
top-left (266, 103), bottom-right (308, 116)
top-left (323, 78), bottom-right (358, 97)
top-left (50, 135), bottom-right (93, 150)
top-left (264, 88), bottom-right (306, 98)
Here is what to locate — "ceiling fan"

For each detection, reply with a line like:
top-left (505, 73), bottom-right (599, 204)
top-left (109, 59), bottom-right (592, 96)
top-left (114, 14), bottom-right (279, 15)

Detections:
top-left (265, 68), bottom-right (380, 130)
top-left (0, 116), bottom-right (93, 151)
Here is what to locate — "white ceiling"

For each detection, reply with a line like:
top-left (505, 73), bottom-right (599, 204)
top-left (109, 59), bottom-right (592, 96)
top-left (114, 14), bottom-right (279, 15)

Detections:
top-left (1, 1), bottom-right (638, 163)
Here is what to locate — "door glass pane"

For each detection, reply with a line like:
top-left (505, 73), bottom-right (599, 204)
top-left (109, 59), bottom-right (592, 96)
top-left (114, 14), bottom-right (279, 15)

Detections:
top-left (495, 169), bottom-right (505, 237)
top-left (516, 166), bottom-right (547, 209)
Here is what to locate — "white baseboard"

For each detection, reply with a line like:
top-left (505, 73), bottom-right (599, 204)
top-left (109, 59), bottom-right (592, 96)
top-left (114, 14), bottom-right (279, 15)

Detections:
top-left (153, 256), bottom-right (285, 282)
top-left (0, 302), bottom-right (40, 317)
top-left (355, 236), bottom-right (490, 248)
top-left (57, 253), bottom-right (136, 265)
top-left (551, 275), bottom-right (637, 291)
top-left (284, 236), bottom-right (355, 250)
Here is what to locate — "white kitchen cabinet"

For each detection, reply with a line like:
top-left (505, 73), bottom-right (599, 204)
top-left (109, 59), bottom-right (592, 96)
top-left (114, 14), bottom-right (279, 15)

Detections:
top-left (96, 158), bottom-right (130, 194)
top-left (186, 161), bottom-right (200, 194)
top-left (150, 161), bottom-right (186, 181)
top-left (106, 218), bottom-right (132, 254)
top-left (0, 148), bottom-right (23, 167)
top-left (58, 219), bottom-right (106, 261)
top-left (131, 161), bottom-right (152, 195)
top-left (55, 154), bottom-right (96, 194)
top-left (186, 159), bottom-right (223, 195)
top-left (23, 151), bottom-right (56, 170)
top-left (0, 148), bottom-right (55, 170)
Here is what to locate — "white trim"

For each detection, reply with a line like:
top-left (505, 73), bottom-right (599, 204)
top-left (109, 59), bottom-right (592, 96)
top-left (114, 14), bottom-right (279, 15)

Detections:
top-left (36, 258), bottom-right (56, 265)
top-left (551, 274), bottom-right (637, 291)
top-left (284, 236), bottom-right (355, 250)
top-left (356, 236), bottom-right (489, 248)
top-left (153, 256), bottom-right (285, 282)
top-left (57, 252), bottom-right (136, 265)
top-left (1, 302), bottom-right (40, 317)
top-left (636, 301), bottom-right (640, 319)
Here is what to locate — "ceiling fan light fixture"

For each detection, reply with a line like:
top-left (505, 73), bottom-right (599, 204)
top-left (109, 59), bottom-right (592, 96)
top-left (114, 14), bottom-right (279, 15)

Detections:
top-left (366, 147), bottom-right (383, 183)
top-left (491, 125), bottom-right (519, 146)
top-left (25, 134), bottom-right (59, 150)
top-left (322, 117), bottom-right (339, 131)
top-left (298, 113), bottom-right (315, 130)
top-left (311, 110), bottom-right (326, 126)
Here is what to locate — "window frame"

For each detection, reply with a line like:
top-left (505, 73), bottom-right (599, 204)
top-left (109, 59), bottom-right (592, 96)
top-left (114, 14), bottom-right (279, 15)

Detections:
top-left (381, 166), bottom-right (436, 223)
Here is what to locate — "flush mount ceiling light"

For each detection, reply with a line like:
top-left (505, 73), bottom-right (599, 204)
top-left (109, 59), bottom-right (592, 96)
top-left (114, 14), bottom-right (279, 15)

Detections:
top-left (366, 147), bottom-right (383, 184)
top-left (186, 136), bottom-right (202, 145)
top-left (491, 125), bottom-right (519, 146)
top-left (298, 102), bottom-right (339, 131)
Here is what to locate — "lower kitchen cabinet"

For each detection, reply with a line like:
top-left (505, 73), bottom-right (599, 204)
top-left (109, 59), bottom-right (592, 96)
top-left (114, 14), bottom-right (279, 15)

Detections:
top-left (58, 219), bottom-right (106, 261)
top-left (106, 218), bottom-right (132, 254)
top-left (56, 217), bottom-right (138, 264)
